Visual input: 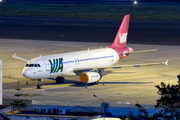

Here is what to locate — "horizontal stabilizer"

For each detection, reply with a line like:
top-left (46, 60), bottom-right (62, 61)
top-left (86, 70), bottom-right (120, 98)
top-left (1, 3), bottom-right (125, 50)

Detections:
top-left (126, 49), bottom-right (157, 54)
top-left (13, 53), bottom-right (30, 62)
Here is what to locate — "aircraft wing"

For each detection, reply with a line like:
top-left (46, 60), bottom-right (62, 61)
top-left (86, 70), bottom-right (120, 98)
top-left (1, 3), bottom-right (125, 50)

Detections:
top-left (12, 53), bottom-right (30, 62)
top-left (112, 60), bottom-right (169, 68)
top-left (73, 60), bottom-right (168, 73)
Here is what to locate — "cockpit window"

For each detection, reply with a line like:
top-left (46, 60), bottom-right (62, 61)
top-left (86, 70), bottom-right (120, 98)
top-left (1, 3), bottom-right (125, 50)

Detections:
top-left (26, 64), bottom-right (41, 67)
top-left (29, 64), bottom-right (34, 67)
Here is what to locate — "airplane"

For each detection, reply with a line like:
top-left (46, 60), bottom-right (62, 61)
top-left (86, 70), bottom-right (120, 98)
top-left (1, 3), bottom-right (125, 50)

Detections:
top-left (13, 15), bottom-right (168, 89)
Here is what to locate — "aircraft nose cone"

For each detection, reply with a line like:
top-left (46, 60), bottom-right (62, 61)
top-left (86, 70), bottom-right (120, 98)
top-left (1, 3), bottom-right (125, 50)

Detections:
top-left (22, 69), bottom-right (37, 79)
top-left (23, 70), bottom-right (31, 78)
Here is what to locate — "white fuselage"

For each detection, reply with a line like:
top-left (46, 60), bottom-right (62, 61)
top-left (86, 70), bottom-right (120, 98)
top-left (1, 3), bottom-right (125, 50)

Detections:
top-left (22, 47), bottom-right (120, 79)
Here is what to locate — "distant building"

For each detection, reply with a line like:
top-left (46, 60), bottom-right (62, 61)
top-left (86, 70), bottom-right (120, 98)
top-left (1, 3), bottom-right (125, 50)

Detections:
top-left (0, 105), bottom-right (12, 120)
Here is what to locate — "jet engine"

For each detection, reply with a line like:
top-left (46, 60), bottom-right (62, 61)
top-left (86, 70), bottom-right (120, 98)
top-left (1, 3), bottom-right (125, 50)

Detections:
top-left (80, 72), bottom-right (102, 83)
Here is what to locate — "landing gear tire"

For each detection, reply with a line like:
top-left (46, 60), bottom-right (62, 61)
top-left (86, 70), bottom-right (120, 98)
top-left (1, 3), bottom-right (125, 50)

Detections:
top-left (56, 77), bottom-right (65, 83)
top-left (61, 77), bottom-right (65, 83)
top-left (91, 81), bottom-right (99, 85)
top-left (37, 84), bottom-right (42, 89)
top-left (37, 79), bottom-right (43, 89)
top-left (95, 81), bottom-right (99, 85)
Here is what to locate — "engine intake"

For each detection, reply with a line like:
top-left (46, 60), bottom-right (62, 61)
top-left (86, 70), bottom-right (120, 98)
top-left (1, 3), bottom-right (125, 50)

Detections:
top-left (80, 72), bottom-right (101, 83)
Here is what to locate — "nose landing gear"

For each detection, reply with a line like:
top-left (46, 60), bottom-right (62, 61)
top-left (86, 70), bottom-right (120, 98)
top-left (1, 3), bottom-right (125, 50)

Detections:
top-left (36, 77), bottom-right (65, 89)
top-left (37, 79), bottom-right (43, 89)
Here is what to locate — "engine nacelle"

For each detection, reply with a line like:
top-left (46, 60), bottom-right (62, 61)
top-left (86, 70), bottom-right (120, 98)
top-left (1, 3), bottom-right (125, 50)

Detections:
top-left (80, 72), bottom-right (101, 83)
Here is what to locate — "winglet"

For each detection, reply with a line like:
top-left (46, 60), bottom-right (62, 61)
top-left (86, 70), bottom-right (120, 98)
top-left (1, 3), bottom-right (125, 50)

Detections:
top-left (13, 53), bottom-right (16, 57)
top-left (163, 60), bottom-right (169, 66)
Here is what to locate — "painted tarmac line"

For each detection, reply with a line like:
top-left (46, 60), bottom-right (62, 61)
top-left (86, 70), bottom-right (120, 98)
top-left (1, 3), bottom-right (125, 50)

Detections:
top-left (102, 68), bottom-right (180, 81)
top-left (5, 68), bottom-right (179, 90)
top-left (21, 84), bottom-right (75, 91)
top-left (2, 66), bottom-right (24, 70)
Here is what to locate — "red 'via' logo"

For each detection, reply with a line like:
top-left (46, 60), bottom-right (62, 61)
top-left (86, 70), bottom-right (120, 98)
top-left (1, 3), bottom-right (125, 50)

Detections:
top-left (119, 33), bottom-right (127, 43)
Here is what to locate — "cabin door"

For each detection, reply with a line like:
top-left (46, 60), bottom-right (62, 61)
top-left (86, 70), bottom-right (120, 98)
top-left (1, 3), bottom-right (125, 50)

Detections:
top-left (43, 59), bottom-right (50, 72)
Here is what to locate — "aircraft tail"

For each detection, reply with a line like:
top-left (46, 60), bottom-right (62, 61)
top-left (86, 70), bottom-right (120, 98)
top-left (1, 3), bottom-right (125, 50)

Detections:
top-left (110, 15), bottom-right (130, 49)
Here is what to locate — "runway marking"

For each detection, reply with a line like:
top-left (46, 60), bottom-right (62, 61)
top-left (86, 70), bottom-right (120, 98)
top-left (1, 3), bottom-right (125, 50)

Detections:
top-left (3, 66), bottom-right (24, 70)
top-left (4, 68), bottom-right (180, 88)
top-left (21, 94), bottom-right (42, 97)
top-left (102, 68), bottom-right (180, 81)
top-left (21, 83), bottom-right (75, 91)
top-left (43, 83), bottom-right (75, 88)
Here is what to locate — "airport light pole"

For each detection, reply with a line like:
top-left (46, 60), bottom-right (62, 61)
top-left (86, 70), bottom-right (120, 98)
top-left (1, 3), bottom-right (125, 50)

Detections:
top-left (93, 95), bottom-right (105, 119)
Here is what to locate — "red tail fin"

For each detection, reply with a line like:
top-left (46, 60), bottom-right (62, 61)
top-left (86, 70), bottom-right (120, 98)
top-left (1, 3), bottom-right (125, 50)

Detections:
top-left (110, 15), bottom-right (130, 49)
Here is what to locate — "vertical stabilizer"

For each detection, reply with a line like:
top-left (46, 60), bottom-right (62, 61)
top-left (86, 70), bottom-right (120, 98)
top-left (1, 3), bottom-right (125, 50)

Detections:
top-left (110, 15), bottom-right (130, 49)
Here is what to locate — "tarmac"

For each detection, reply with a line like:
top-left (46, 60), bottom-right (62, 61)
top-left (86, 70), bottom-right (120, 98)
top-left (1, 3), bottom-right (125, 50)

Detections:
top-left (1, 38), bottom-right (180, 107)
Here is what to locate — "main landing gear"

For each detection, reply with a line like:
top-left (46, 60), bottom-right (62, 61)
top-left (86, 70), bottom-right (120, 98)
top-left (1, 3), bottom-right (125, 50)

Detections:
top-left (56, 77), bottom-right (65, 83)
top-left (91, 81), bottom-right (99, 85)
top-left (37, 79), bottom-right (43, 89)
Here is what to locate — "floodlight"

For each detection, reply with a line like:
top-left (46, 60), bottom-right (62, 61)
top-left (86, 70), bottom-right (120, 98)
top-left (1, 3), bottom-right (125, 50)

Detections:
top-left (133, 0), bottom-right (138, 5)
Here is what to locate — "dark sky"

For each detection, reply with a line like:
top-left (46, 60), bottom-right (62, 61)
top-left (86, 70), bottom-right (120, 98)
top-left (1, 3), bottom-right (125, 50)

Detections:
top-left (2, 0), bottom-right (180, 3)
top-left (4, 0), bottom-right (131, 1)
top-left (141, 0), bottom-right (180, 2)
